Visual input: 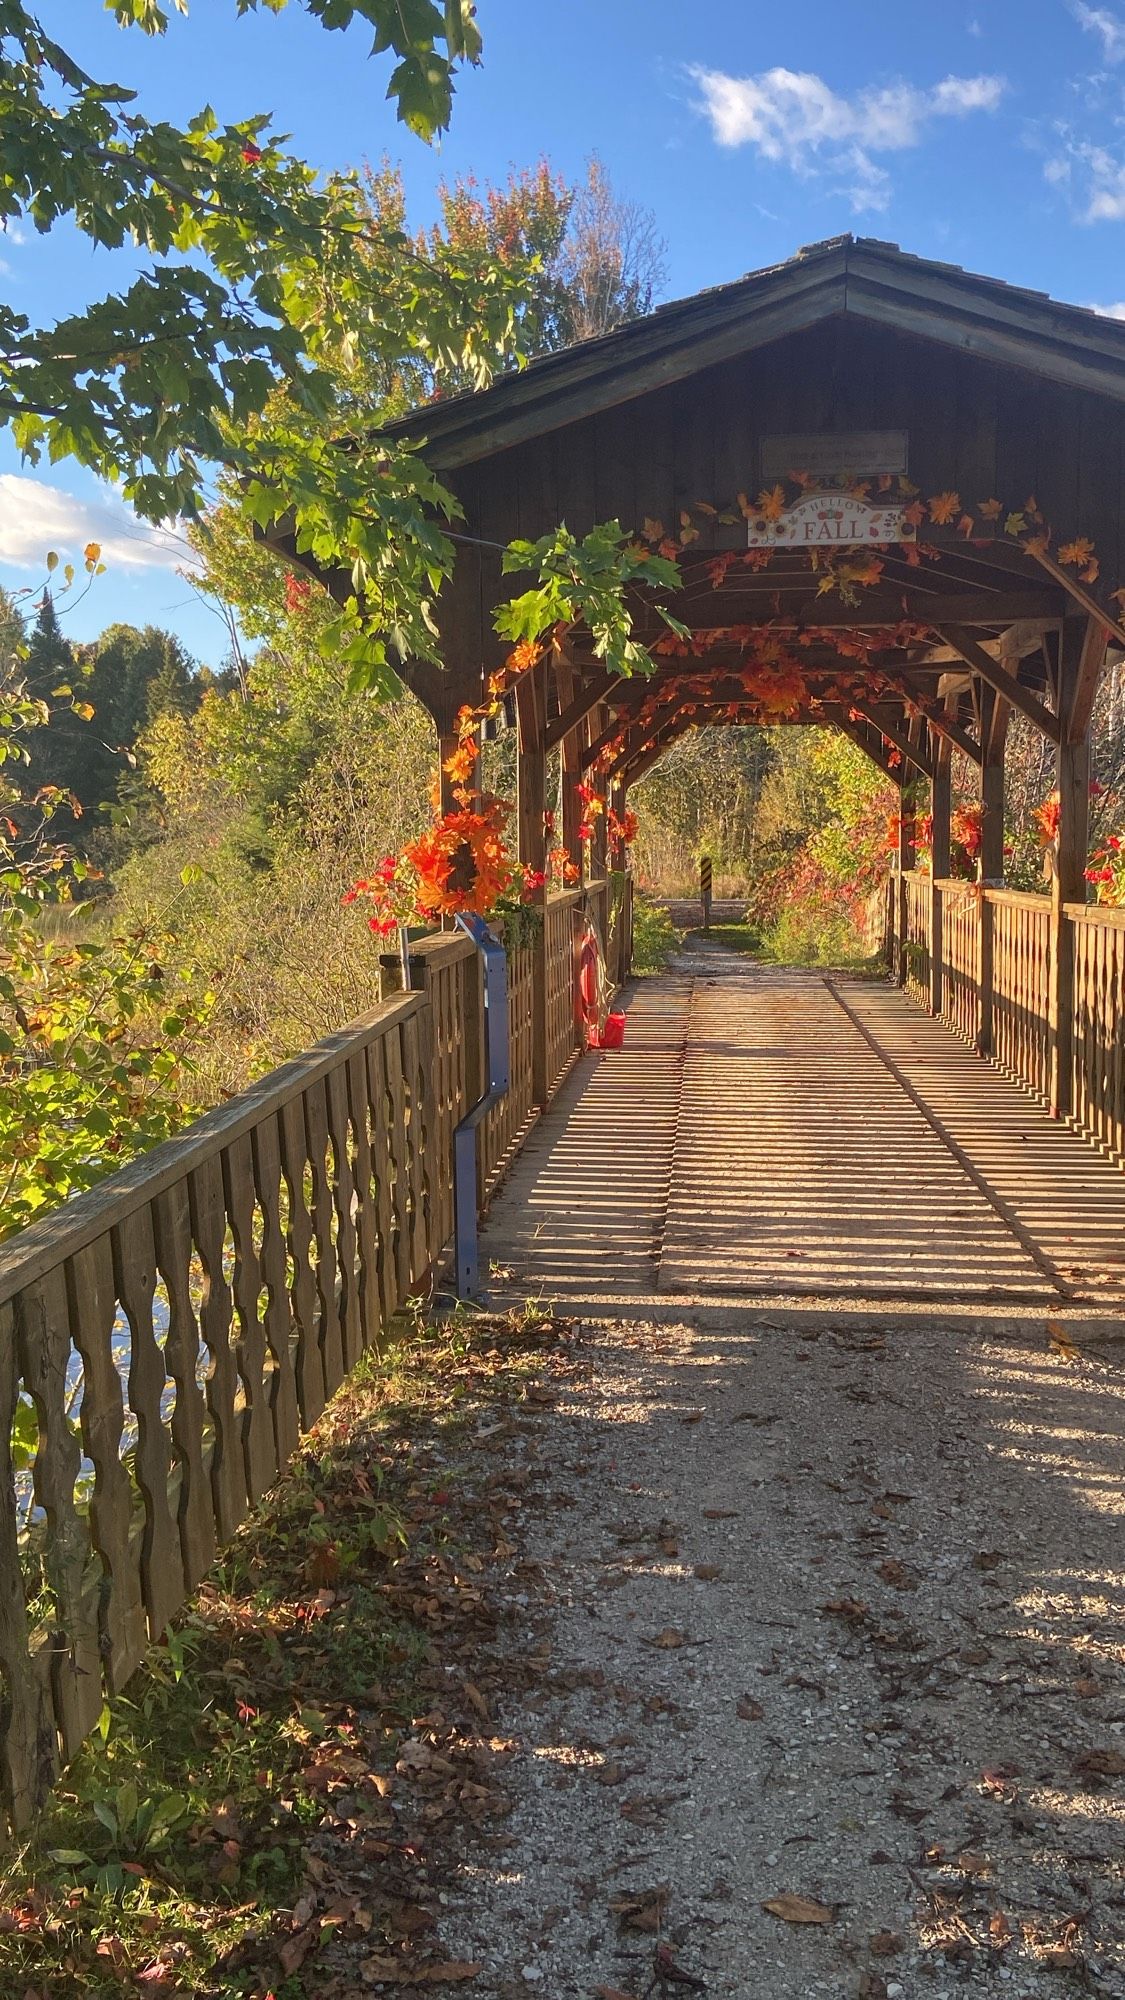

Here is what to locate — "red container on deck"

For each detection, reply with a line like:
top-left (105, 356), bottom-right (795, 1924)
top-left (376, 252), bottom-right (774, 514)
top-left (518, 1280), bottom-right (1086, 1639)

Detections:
top-left (600, 1011), bottom-right (627, 1049)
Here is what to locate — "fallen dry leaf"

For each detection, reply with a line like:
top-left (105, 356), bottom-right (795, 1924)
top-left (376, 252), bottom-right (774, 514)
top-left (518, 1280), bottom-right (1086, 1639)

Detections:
top-left (1074, 1747), bottom-right (1125, 1778)
top-left (877, 1559), bottom-right (916, 1591)
top-left (647, 1627), bottom-right (686, 1650)
top-left (822, 1597), bottom-right (868, 1623)
top-left (594, 1989), bottom-right (640, 2000)
top-left (762, 1893), bottom-right (833, 1926)
top-left (694, 1564), bottom-right (721, 1581)
top-left (278, 1920), bottom-right (320, 1977)
top-left (868, 1930), bottom-right (902, 1957)
top-left (610, 1886), bottom-right (669, 1934)
top-left (956, 1850), bottom-right (991, 1878)
top-left (1047, 1318), bottom-right (1082, 1361)
top-left (702, 1508), bottom-right (738, 1520)
top-left (736, 1695), bottom-right (764, 1721)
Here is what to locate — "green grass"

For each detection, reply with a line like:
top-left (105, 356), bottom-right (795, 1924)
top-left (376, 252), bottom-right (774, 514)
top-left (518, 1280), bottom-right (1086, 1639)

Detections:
top-left (0, 1306), bottom-right (565, 1999)
top-left (686, 920), bottom-right (760, 955)
top-left (630, 895), bottom-right (680, 976)
top-left (687, 916), bottom-right (883, 975)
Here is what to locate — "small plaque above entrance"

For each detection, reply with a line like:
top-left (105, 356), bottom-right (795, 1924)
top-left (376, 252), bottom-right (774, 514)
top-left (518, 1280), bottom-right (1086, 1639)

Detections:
top-left (746, 490), bottom-right (915, 550)
top-left (760, 431), bottom-right (909, 480)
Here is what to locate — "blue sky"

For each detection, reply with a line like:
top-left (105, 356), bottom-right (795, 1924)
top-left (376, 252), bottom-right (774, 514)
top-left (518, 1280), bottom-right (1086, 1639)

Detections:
top-left (7, 0), bottom-right (1125, 663)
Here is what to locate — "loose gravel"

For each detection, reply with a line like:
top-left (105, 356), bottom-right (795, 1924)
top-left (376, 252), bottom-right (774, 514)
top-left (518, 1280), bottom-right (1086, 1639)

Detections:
top-left (437, 1305), bottom-right (1125, 1998)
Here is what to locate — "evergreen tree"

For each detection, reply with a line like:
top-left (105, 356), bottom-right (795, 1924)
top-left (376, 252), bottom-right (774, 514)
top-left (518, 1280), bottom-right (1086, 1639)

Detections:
top-left (22, 596), bottom-right (88, 828)
top-left (23, 593), bottom-right (74, 704)
top-left (0, 589), bottom-right (25, 678)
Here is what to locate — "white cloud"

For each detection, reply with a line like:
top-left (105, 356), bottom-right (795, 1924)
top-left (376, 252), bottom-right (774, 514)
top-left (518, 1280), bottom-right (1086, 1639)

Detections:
top-left (1047, 136), bottom-right (1125, 218)
top-left (690, 65), bottom-right (1006, 211)
top-left (0, 475), bottom-right (193, 574)
top-left (1072, 2), bottom-right (1125, 61)
top-left (1089, 299), bottom-right (1125, 315)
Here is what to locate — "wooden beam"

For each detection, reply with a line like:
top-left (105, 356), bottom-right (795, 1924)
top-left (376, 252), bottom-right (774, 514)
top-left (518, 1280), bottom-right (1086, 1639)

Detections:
top-left (1027, 545), bottom-right (1125, 651)
top-left (581, 712), bottom-right (633, 772)
top-left (888, 676), bottom-right (982, 764)
top-left (848, 700), bottom-right (934, 778)
top-left (632, 587), bottom-right (1063, 635)
top-left (544, 668), bottom-right (618, 750)
top-left (934, 624), bottom-right (1060, 743)
top-left (1065, 613), bottom-right (1109, 744)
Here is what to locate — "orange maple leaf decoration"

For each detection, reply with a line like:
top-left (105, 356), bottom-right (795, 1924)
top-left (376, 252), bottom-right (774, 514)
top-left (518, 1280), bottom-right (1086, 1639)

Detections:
top-left (756, 484), bottom-right (787, 523)
top-left (978, 498), bottom-right (1003, 520)
top-left (902, 500), bottom-right (926, 529)
top-left (928, 491), bottom-right (961, 526)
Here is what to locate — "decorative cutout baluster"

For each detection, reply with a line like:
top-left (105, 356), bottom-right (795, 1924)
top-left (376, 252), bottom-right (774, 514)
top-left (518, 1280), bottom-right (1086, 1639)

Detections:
top-left (152, 1183), bottom-right (215, 1591)
top-left (0, 1300), bottom-right (57, 1827)
top-left (188, 1156), bottom-right (247, 1543)
top-left (251, 1115), bottom-right (301, 1464)
top-left (14, 1270), bottom-right (102, 1757)
top-left (112, 1207), bottom-right (184, 1642)
top-left (278, 1094), bottom-right (324, 1425)
top-left (67, 1237), bottom-right (146, 1692)
top-left (222, 1133), bottom-right (276, 1504)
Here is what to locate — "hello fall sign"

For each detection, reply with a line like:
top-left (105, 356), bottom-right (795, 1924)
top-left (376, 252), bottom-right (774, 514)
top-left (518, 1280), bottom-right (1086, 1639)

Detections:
top-left (745, 489), bottom-right (916, 550)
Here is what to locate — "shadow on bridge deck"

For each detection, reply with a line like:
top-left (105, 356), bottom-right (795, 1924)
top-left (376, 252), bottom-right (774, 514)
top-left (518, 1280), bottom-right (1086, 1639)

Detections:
top-left (481, 943), bottom-right (1125, 1315)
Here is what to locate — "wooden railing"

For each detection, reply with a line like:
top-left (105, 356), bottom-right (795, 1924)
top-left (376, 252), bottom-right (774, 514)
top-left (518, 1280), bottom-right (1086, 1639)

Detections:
top-left (0, 990), bottom-right (438, 1833)
top-left (544, 890), bottom-right (583, 1094)
top-left (940, 881), bottom-right (980, 1047)
top-left (903, 870), bottom-right (931, 1006)
top-left (990, 890), bottom-right (1052, 1103)
top-left (1069, 902), bottom-right (1125, 1158)
top-left (0, 881), bottom-right (628, 1832)
top-left (890, 870), bottom-right (1125, 1162)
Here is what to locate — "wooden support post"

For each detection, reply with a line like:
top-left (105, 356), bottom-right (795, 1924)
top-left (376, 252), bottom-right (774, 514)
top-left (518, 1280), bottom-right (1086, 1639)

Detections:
top-left (1048, 626), bottom-right (1094, 1118)
top-left (976, 688), bottom-right (1009, 1056)
top-left (929, 727), bottom-right (952, 1019)
top-left (895, 800), bottom-right (915, 988)
top-left (588, 702), bottom-right (610, 884)
top-left (554, 657), bottom-right (585, 887)
top-left (514, 660), bottom-right (550, 1108)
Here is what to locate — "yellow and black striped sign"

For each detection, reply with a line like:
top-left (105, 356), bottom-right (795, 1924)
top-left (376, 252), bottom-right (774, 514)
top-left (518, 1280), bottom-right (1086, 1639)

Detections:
top-left (700, 855), bottom-right (713, 931)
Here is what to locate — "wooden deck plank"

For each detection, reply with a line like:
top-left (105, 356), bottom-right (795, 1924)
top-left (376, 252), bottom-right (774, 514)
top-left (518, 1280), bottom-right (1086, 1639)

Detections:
top-left (478, 945), bottom-right (1125, 1310)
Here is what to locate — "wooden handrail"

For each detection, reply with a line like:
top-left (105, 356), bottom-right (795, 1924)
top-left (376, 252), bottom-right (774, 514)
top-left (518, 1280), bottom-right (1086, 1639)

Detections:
top-left (1064, 899), bottom-right (1125, 926)
top-left (0, 992), bottom-right (425, 1310)
top-left (982, 887), bottom-right (1052, 911)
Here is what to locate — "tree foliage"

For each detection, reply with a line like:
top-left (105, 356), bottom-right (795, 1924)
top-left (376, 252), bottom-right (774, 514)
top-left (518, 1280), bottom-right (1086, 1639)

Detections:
top-left (0, 660), bottom-right (211, 1238)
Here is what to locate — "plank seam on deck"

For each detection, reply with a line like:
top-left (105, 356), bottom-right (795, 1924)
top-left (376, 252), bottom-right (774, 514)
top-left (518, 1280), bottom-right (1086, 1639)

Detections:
top-left (824, 975), bottom-right (1077, 1302)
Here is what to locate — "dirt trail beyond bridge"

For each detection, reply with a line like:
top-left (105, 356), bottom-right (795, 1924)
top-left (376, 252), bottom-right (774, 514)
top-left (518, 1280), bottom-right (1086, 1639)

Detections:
top-left (438, 943), bottom-right (1125, 2000)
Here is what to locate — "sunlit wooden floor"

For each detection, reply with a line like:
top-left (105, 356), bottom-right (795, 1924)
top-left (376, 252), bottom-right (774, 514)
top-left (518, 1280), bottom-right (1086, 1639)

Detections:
top-left (481, 942), bottom-right (1125, 1310)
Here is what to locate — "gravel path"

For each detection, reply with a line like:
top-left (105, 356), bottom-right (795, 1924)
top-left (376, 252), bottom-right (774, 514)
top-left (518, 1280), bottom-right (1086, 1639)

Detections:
top-left (438, 949), bottom-right (1125, 2000)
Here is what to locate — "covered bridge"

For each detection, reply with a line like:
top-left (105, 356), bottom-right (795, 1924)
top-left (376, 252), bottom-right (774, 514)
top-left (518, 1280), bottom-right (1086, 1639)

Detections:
top-left (6, 240), bottom-right (1125, 1832)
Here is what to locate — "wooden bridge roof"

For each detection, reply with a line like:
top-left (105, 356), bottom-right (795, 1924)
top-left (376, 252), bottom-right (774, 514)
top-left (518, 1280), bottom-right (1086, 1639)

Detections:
top-left (387, 235), bottom-right (1125, 471)
top-left (282, 238), bottom-right (1125, 783)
